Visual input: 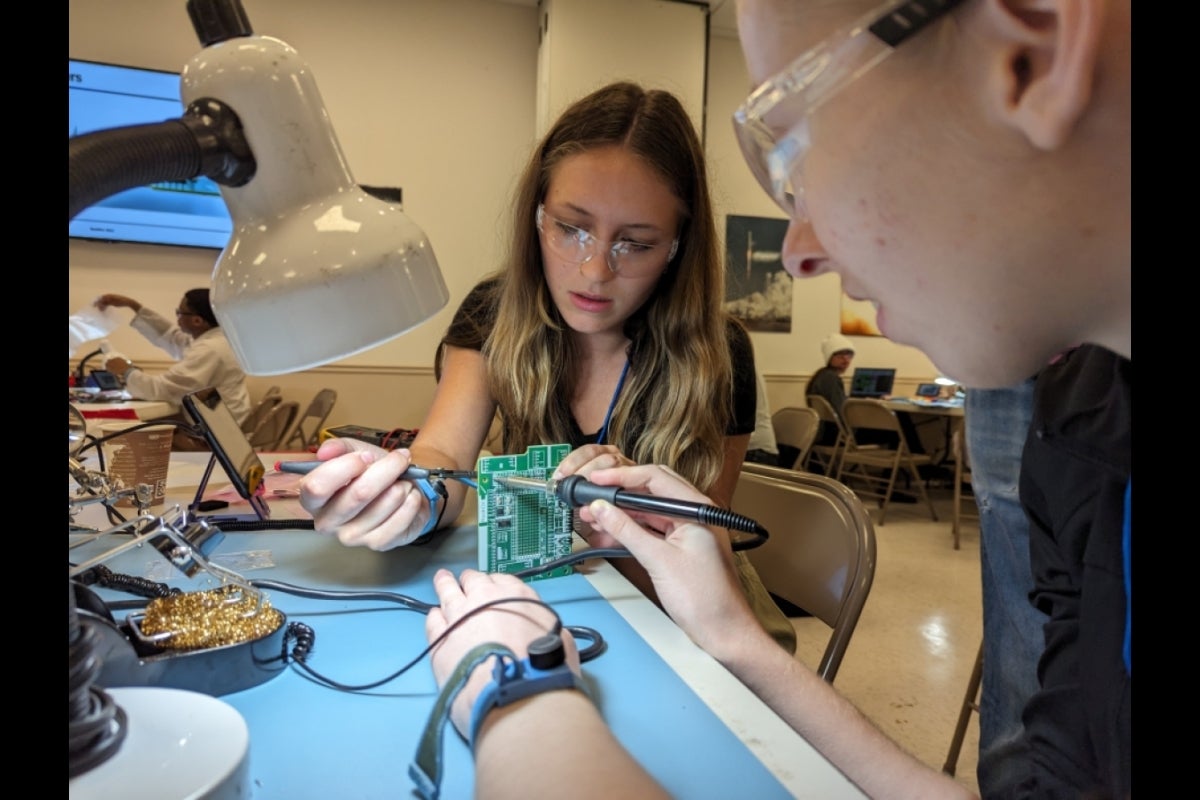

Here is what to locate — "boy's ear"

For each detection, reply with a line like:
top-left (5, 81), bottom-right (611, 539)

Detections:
top-left (984, 0), bottom-right (1105, 150)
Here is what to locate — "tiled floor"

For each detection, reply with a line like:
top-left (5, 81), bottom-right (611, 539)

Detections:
top-left (789, 486), bottom-right (983, 796)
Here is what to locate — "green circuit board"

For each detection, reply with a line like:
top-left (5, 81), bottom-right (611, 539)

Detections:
top-left (476, 443), bottom-right (574, 581)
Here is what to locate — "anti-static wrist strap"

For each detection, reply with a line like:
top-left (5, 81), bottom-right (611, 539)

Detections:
top-left (410, 642), bottom-right (507, 800)
top-left (465, 646), bottom-right (587, 747)
top-left (413, 476), bottom-right (445, 537)
top-left (409, 641), bottom-right (589, 800)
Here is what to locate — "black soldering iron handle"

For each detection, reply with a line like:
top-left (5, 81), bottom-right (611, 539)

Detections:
top-left (554, 475), bottom-right (767, 537)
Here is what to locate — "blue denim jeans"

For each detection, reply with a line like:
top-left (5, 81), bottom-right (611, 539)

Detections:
top-left (965, 380), bottom-right (1047, 797)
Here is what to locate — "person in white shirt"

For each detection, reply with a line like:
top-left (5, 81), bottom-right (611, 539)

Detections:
top-left (95, 288), bottom-right (252, 437)
top-left (744, 367), bottom-right (780, 466)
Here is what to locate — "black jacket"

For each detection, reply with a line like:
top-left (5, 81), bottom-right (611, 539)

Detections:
top-left (1014, 344), bottom-right (1131, 799)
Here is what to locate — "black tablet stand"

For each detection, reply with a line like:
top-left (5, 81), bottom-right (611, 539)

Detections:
top-left (189, 453), bottom-right (270, 523)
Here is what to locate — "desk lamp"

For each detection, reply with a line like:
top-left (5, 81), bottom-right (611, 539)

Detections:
top-left (69, 0), bottom-right (449, 791)
top-left (70, 0), bottom-right (449, 375)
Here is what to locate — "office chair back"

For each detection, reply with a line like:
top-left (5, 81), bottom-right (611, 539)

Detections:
top-left (248, 400), bottom-right (299, 451)
top-left (733, 463), bottom-right (877, 683)
top-left (771, 406), bottom-right (821, 470)
top-left (283, 388), bottom-right (338, 451)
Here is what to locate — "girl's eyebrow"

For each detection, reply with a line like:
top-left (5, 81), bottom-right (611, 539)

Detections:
top-left (554, 203), bottom-right (667, 235)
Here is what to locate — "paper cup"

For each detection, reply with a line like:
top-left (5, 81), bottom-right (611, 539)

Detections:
top-left (100, 421), bottom-right (174, 507)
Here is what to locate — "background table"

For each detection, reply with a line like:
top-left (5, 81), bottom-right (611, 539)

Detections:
top-left (69, 453), bottom-right (867, 799)
top-left (73, 399), bottom-right (175, 423)
top-left (883, 398), bottom-right (964, 465)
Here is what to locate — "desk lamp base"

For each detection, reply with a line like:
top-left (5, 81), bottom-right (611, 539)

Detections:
top-left (68, 687), bottom-right (249, 800)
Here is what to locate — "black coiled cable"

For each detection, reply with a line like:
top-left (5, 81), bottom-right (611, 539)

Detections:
top-left (213, 518), bottom-right (315, 531)
top-left (68, 581), bottom-right (128, 778)
top-left (77, 563), bottom-right (183, 599)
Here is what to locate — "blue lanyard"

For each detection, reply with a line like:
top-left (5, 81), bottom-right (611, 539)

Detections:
top-left (593, 359), bottom-right (630, 446)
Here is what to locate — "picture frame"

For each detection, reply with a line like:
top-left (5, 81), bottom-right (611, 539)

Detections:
top-left (723, 214), bottom-right (792, 333)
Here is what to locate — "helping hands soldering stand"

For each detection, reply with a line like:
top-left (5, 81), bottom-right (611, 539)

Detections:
top-left (68, 456), bottom-right (158, 534)
top-left (69, 396), bottom-right (281, 681)
top-left (69, 486), bottom-right (289, 694)
top-left (67, 486), bottom-right (284, 793)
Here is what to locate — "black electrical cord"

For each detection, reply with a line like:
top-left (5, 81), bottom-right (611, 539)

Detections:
top-left (214, 519), bottom-right (316, 531)
top-left (76, 564), bottom-right (183, 599)
top-left (285, 596), bottom-right (568, 692)
top-left (249, 579), bottom-right (436, 613)
top-left (73, 348), bottom-right (105, 386)
top-left (71, 572), bottom-right (609, 695)
top-left (76, 420), bottom-right (204, 458)
top-left (507, 526), bottom-right (768, 581)
top-left (68, 582), bottom-right (128, 778)
top-left (247, 580), bottom-right (607, 677)
top-left (512, 548), bottom-right (633, 579)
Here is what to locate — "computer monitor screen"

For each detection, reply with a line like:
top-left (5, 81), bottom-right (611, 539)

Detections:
top-left (849, 368), bottom-right (896, 398)
top-left (69, 58), bottom-right (234, 250)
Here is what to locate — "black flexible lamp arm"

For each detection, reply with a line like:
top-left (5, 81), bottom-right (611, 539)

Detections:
top-left (69, 0), bottom-right (257, 224)
top-left (68, 100), bottom-right (256, 222)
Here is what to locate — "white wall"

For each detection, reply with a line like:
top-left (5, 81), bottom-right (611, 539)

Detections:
top-left (68, 0), bottom-right (937, 430)
top-left (536, 0), bottom-right (708, 137)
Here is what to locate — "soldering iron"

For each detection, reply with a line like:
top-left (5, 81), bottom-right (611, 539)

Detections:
top-left (495, 474), bottom-right (768, 537)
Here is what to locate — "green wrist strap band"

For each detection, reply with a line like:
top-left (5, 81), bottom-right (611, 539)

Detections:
top-left (409, 636), bottom-right (589, 800)
top-left (409, 643), bottom-right (513, 800)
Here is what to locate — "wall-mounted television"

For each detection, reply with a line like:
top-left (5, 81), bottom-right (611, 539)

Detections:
top-left (69, 58), bottom-right (234, 250)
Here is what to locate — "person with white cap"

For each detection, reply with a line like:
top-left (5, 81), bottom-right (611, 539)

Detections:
top-left (806, 332), bottom-right (925, 482)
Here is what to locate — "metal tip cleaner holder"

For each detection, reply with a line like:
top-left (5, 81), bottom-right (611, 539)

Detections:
top-left (69, 506), bottom-right (288, 696)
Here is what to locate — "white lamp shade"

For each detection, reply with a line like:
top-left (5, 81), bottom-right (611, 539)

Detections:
top-left (182, 34), bottom-right (448, 375)
top-left (211, 192), bottom-right (448, 375)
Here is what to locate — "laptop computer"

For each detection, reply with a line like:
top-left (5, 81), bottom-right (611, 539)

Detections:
top-left (849, 367), bottom-right (896, 398)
